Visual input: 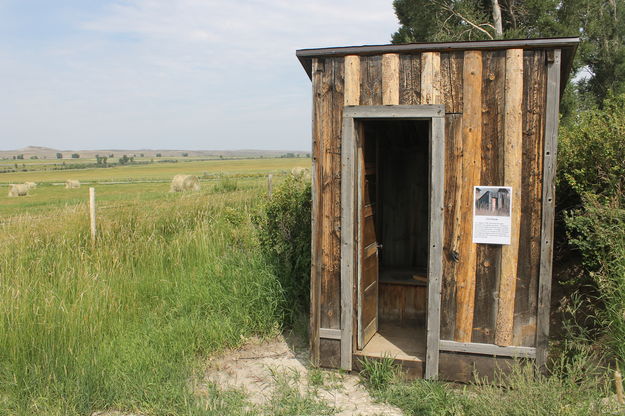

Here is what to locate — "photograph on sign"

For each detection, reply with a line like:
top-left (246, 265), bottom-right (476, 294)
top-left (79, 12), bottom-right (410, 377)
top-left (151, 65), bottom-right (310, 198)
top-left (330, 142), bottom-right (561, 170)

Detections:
top-left (472, 186), bottom-right (512, 245)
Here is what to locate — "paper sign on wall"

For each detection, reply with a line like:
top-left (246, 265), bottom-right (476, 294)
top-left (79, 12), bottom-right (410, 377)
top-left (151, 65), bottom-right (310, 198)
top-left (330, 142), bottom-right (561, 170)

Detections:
top-left (472, 186), bottom-right (512, 245)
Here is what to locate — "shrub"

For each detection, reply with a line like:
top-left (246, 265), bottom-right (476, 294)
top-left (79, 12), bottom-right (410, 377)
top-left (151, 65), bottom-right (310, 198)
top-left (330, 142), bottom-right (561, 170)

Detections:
top-left (254, 175), bottom-right (311, 323)
top-left (559, 93), bottom-right (625, 361)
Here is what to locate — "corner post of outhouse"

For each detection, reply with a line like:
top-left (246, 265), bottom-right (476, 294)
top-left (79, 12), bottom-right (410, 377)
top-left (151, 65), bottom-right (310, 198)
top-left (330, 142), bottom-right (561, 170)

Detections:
top-left (536, 48), bottom-right (562, 370)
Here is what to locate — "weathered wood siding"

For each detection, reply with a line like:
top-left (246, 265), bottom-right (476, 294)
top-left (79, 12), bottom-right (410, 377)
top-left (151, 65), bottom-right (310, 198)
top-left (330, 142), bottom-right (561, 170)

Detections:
top-left (310, 48), bottom-right (552, 367)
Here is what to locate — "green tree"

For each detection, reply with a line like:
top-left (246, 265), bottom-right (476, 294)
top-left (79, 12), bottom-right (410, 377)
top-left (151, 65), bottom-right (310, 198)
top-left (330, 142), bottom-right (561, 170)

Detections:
top-left (392, 0), bottom-right (625, 108)
top-left (56, 152), bottom-right (63, 159)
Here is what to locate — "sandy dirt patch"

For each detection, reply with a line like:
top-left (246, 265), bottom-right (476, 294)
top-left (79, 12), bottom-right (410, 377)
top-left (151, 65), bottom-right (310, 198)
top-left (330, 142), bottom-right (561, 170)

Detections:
top-left (198, 335), bottom-right (403, 415)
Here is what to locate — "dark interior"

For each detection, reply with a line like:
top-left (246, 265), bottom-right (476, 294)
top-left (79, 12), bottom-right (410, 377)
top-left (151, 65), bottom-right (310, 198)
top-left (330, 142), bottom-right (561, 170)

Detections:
top-left (360, 119), bottom-right (430, 361)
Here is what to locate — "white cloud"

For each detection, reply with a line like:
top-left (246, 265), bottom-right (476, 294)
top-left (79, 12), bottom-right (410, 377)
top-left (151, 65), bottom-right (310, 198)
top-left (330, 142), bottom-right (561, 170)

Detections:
top-left (0, 1), bottom-right (398, 150)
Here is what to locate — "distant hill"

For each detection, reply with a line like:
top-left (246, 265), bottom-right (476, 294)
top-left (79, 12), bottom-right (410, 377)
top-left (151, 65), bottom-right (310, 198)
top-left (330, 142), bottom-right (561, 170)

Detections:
top-left (0, 146), bottom-right (309, 160)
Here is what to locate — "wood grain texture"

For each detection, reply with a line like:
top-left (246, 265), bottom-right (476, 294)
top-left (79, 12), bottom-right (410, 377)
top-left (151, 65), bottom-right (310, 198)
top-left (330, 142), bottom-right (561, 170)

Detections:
top-left (317, 58), bottom-right (343, 334)
top-left (421, 52), bottom-right (441, 104)
top-left (536, 49), bottom-right (561, 368)
top-left (382, 54), bottom-right (400, 105)
top-left (344, 55), bottom-right (361, 106)
top-left (360, 55), bottom-right (383, 106)
top-left (473, 50), bottom-right (505, 344)
top-left (494, 49), bottom-right (524, 346)
top-left (440, 51), bottom-right (464, 113)
top-left (439, 340), bottom-right (536, 358)
top-left (399, 54), bottom-right (421, 105)
top-left (379, 284), bottom-right (427, 321)
top-left (441, 114), bottom-right (463, 340)
top-left (309, 58), bottom-right (323, 365)
top-left (438, 352), bottom-right (518, 383)
top-left (513, 50), bottom-right (547, 347)
top-left (319, 338), bottom-right (341, 368)
top-left (340, 115), bottom-right (355, 369)
top-left (439, 52), bottom-right (463, 341)
top-left (426, 115), bottom-right (446, 379)
top-left (454, 50), bottom-right (482, 343)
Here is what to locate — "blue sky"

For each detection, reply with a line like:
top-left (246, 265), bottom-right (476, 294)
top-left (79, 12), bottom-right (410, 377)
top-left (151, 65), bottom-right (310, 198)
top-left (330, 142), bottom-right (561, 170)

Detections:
top-left (0, 1), bottom-right (399, 151)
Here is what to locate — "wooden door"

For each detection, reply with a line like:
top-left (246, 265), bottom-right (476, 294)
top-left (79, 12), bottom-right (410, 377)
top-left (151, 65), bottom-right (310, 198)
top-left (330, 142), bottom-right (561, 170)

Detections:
top-left (358, 128), bottom-right (379, 349)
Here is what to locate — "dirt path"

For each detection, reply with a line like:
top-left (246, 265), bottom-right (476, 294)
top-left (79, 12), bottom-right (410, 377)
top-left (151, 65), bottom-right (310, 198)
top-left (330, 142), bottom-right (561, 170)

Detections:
top-left (198, 335), bottom-right (403, 415)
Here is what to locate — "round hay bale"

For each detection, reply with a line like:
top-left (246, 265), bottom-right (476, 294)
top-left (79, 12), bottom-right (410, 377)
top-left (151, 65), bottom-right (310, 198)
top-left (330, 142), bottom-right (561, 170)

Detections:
top-left (65, 180), bottom-right (81, 189)
top-left (170, 175), bottom-right (201, 192)
top-left (8, 184), bottom-right (28, 197)
top-left (290, 167), bottom-right (310, 178)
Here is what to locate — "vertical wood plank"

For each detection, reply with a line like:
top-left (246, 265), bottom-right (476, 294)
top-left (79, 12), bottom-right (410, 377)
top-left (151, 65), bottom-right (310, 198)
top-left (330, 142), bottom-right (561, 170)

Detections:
top-left (309, 58), bottom-right (323, 365)
top-left (536, 49), bottom-right (561, 368)
top-left (514, 50), bottom-right (547, 346)
top-left (439, 53), bottom-right (464, 340)
top-left (454, 50), bottom-right (482, 343)
top-left (340, 115), bottom-right (355, 370)
top-left (315, 57), bottom-right (345, 368)
top-left (320, 58), bottom-right (339, 333)
top-left (473, 50), bottom-right (505, 344)
top-left (399, 54), bottom-right (421, 105)
top-left (360, 55), bottom-right (383, 105)
top-left (426, 115), bottom-right (446, 379)
top-left (440, 51), bottom-right (464, 113)
top-left (495, 49), bottom-right (524, 346)
top-left (344, 55), bottom-right (361, 106)
top-left (441, 114), bottom-right (463, 340)
top-left (382, 53), bottom-right (400, 105)
top-left (421, 52), bottom-right (441, 104)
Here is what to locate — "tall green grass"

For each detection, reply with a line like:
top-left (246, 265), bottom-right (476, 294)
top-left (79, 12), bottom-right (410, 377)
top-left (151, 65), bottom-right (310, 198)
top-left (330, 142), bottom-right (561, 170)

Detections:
top-left (0, 189), bottom-right (285, 415)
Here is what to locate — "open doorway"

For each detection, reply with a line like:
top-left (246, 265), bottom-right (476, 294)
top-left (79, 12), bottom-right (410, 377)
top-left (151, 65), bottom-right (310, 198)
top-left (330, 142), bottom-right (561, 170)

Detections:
top-left (357, 119), bottom-right (430, 363)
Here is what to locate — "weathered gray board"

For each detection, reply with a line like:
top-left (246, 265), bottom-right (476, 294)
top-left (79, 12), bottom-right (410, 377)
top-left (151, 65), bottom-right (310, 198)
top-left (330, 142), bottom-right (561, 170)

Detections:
top-left (340, 105), bottom-right (445, 379)
top-left (536, 48), bottom-right (561, 369)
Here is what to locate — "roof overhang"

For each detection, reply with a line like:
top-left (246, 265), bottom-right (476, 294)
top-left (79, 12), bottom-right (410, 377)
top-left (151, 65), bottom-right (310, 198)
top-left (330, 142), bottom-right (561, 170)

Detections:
top-left (296, 37), bottom-right (579, 95)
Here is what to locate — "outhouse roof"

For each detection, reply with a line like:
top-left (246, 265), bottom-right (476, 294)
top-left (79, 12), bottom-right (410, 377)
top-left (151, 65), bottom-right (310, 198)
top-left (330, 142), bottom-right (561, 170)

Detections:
top-left (296, 37), bottom-right (579, 94)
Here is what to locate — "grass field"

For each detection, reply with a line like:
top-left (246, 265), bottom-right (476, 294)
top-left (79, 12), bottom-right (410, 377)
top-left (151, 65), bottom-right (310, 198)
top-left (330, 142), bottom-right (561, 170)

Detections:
top-left (0, 157), bottom-right (314, 415)
top-left (0, 158), bottom-right (309, 217)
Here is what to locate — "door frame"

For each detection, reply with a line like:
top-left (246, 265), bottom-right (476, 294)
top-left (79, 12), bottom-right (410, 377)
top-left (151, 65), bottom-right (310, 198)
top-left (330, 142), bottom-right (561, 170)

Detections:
top-left (340, 105), bottom-right (445, 379)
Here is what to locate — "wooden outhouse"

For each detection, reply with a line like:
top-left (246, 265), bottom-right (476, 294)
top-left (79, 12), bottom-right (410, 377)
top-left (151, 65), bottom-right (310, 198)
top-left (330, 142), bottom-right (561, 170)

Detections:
top-left (296, 37), bottom-right (579, 381)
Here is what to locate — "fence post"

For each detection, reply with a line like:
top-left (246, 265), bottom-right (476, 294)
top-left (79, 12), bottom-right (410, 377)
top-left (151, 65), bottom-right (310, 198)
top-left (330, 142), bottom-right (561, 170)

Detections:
top-left (89, 187), bottom-right (96, 244)
top-left (267, 174), bottom-right (273, 197)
